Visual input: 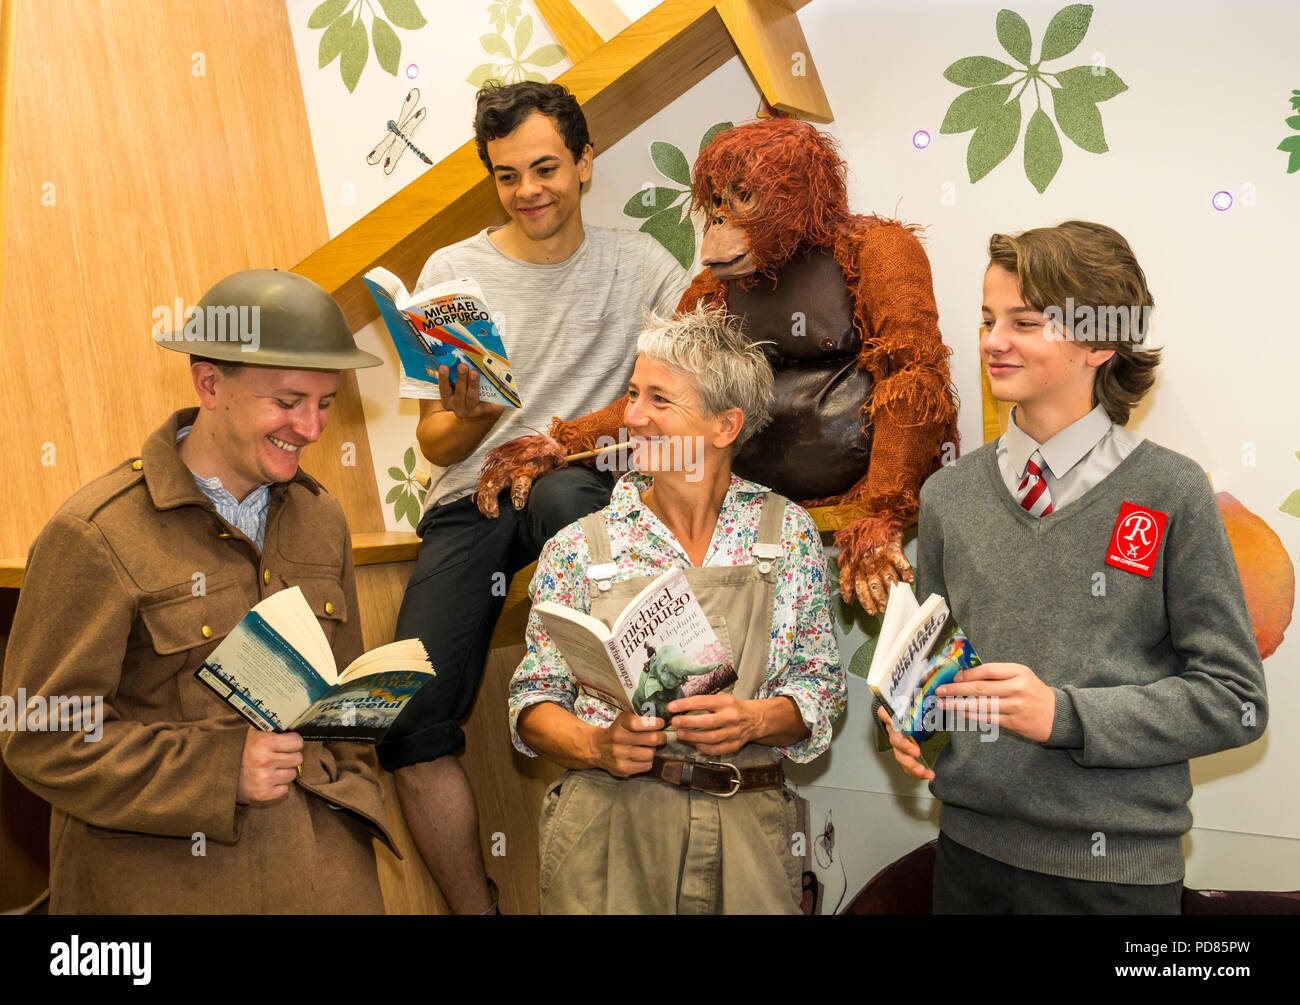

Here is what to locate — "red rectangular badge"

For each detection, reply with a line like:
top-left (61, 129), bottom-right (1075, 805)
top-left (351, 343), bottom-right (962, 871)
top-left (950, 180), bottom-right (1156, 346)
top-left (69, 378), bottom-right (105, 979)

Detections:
top-left (1105, 501), bottom-right (1169, 578)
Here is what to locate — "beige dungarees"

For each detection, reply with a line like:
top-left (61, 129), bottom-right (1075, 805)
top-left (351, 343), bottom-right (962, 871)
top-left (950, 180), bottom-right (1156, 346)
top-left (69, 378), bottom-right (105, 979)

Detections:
top-left (537, 492), bottom-right (804, 914)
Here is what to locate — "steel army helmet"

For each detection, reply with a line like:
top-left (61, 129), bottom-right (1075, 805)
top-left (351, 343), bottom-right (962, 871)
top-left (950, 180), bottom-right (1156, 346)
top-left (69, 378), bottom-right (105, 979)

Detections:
top-left (154, 268), bottom-right (382, 370)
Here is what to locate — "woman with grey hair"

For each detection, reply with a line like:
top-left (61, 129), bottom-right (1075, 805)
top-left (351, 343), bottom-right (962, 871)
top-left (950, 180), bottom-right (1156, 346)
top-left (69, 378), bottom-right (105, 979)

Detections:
top-left (508, 304), bottom-right (845, 914)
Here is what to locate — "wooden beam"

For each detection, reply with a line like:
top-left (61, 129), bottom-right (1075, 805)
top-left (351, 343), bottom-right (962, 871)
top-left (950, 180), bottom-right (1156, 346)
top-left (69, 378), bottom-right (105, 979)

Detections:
top-left (716, 0), bottom-right (832, 122)
top-left (569, 0), bottom-right (633, 40)
top-left (293, 0), bottom-right (828, 333)
top-left (535, 0), bottom-right (604, 62)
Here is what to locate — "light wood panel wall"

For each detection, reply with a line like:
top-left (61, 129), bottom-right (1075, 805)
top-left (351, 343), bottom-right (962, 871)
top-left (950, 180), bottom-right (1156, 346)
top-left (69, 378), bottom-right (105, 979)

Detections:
top-left (355, 558), bottom-right (562, 915)
top-left (0, 0), bottom-right (384, 562)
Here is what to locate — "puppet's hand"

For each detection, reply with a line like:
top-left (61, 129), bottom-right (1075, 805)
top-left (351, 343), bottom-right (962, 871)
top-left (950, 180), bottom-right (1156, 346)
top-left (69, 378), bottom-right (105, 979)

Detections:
top-left (475, 435), bottom-right (568, 517)
top-left (836, 520), bottom-right (913, 616)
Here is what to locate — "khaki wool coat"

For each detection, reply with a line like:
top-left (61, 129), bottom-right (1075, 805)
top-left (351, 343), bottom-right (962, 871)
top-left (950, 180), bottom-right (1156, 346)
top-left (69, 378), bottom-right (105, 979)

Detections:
top-left (1, 408), bottom-right (398, 913)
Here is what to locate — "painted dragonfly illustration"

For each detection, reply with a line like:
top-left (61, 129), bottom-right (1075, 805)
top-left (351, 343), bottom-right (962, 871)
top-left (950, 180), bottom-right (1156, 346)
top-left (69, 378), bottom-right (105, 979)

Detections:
top-left (366, 88), bottom-right (432, 175)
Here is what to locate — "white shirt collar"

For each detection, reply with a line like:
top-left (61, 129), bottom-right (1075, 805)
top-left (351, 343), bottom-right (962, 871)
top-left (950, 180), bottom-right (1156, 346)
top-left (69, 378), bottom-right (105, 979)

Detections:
top-left (1004, 405), bottom-right (1114, 479)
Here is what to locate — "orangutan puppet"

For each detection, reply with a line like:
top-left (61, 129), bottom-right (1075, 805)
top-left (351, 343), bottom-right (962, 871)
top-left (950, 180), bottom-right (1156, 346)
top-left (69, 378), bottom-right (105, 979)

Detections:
top-left (476, 118), bottom-right (959, 614)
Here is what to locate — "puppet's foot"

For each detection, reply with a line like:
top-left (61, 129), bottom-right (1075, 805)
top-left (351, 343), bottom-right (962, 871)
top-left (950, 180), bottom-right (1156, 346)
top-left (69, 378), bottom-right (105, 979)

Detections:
top-left (475, 435), bottom-right (568, 517)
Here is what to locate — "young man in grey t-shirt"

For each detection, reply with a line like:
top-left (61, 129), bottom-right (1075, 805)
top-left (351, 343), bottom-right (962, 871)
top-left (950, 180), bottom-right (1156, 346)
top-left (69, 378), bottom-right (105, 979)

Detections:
top-left (378, 81), bottom-right (687, 914)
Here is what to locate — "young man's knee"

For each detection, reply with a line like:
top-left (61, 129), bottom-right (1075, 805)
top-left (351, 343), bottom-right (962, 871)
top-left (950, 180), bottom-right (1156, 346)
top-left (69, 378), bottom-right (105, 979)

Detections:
top-left (526, 468), bottom-right (613, 539)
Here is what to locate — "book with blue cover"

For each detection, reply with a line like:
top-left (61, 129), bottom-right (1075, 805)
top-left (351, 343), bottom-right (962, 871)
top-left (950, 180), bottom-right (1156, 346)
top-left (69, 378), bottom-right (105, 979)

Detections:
top-left (363, 267), bottom-right (521, 407)
top-left (194, 587), bottom-right (434, 743)
top-left (868, 583), bottom-right (981, 760)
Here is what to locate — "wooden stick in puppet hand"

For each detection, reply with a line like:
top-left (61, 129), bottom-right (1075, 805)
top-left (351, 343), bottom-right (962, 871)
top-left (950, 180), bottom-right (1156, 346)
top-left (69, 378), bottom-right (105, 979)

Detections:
top-left (474, 393), bottom-right (630, 517)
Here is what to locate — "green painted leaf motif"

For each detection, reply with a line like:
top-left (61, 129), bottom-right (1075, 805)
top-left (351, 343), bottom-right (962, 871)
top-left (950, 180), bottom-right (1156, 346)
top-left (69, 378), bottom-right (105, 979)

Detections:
top-left (378, 0), bottom-right (427, 30)
top-left (650, 141), bottom-right (691, 187)
top-left (1039, 3), bottom-right (1093, 61)
top-left (1287, 115), bottom-right (1300, 130)
top-left (418, 486), bottom-right (427, 506)
top-left (526, 44), bottom-right (566, 68)
top-left (480, 32), bottom-right (511, 58)
top-left (340, 15), bottom-right (369, 92)
top-left (996, 9), bottom-right (1033, 65)
top-left (1051, 87), bottom-right (1107, 153)
top-left (308, 0), bottom-right (349, 30)
top-left (1288, 150), bottom-right (1300, 174)
top-left (523, 70), bottom-right (547, 83)
top-left (515, 14), bottom-right (533, 54)
top-left (372, 18), bottom-right (400, 75)
top-left (318, 14), bottom-right (350, 68)
top-left (641, 208), bottom-right (695, 270)
top-left (848, 637), bottom-right (877, 680)
top-left (700, 121), bottom-right (733, 153)
top-left (967, 96), bottom-right (1021, 182)
top-left (466, 62), bottom-right (500, 87)
top-left (403, 445), bottom-right (416, 473)
top-left (385, 484), bottom-right (405, 504)
top-left (940, 82), bottom-right (1014, 134)
top-left (623, 186), bottom-right (684, 218)
top-left (1279, 489), bottom-right (1300, 519)
top-left (943, 55), bottom-right (1017, 87)
top-left (1024, 107), bottom-right (1063, 193)
top-left (388, 466), bottom-right (405, 481)
top-left (1278, 135), bottom-right (1300, 151)
top-left (1054, 64), bottom-right (1127, 102)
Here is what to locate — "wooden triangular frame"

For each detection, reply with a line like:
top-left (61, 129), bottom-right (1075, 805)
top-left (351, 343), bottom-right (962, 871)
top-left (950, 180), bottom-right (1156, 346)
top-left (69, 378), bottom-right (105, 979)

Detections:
top-left (293, 0), bottom-right (830, 333)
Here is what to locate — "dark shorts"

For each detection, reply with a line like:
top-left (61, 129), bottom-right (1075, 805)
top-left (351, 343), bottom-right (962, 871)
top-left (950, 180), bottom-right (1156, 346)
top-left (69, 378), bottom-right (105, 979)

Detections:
top-left (376, 466), bottom-right (616, 771)
top-left (933, 830), bottom-right (1183, 915)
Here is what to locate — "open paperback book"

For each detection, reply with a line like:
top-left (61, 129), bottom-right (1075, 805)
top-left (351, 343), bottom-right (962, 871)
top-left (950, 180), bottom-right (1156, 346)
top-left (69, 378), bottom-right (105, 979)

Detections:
top-left (362, 267), bottom-right (521, 407)
top-left (534, 568), bottom-right (737, 721)
top-left (868, 583), bottom-right (981, 765)
top-left (195, 587), bottom-right (435, 743)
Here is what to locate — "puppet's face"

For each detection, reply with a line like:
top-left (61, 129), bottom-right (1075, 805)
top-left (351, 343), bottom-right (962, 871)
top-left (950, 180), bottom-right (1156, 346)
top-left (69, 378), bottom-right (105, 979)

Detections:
top-left (699, 179), bottom-right (759, 280)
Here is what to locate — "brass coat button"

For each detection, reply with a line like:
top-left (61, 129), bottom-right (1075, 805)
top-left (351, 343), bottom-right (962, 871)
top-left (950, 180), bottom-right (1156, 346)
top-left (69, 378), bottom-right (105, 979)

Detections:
top-left (217, 531), bottom-right (232, 539)
top-left (263, 569), bottom-right (271, 584)
top-left (324, 601), bottom-right (335, 615)
top-left (201, 625), bottom-right (212, 639)
top-left (820, 337), bottom-right (836, 351)
top-left (130, 459), bottom-right (143, 471)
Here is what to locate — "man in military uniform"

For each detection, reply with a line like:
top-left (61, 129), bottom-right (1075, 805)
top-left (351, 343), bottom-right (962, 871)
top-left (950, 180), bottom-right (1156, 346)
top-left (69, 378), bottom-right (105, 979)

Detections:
top-left (1, 270), bottom-right (396, 913)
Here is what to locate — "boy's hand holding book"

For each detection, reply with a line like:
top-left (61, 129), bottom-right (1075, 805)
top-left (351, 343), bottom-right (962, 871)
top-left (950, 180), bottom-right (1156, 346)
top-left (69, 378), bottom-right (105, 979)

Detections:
top-left (936, 663), bottom-right (1056, 744)
top-left (877, 705), bottom-right (935, 781)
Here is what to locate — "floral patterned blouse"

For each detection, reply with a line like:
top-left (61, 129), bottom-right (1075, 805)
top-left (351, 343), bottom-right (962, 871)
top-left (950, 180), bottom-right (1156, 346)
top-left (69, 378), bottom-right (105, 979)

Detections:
top-left (508, 471), bottom-right (845, 763)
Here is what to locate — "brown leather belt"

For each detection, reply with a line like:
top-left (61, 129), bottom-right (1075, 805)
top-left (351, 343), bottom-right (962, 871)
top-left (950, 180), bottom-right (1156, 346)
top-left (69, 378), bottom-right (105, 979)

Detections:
top-left (643, 755), bottom-right (784, 797)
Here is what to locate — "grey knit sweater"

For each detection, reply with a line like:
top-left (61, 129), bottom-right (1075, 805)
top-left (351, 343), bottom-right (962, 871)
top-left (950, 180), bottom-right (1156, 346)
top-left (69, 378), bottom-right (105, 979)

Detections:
top-left (918, 439), bottom-right (1268, 884)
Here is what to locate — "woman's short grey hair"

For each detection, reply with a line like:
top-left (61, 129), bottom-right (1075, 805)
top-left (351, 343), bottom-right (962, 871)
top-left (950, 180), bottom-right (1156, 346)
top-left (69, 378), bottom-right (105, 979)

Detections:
top-left (635, 304), bottom-right (774, 446)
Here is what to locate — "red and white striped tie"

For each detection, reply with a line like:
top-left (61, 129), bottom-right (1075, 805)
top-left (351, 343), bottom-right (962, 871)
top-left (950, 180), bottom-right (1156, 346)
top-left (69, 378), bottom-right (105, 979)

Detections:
top-left (1016, 449), bottom-right (1053, 517)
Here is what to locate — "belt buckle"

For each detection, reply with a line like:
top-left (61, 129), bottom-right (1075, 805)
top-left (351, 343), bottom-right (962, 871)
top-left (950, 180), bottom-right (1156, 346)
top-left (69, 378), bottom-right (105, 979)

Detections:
top-left (702, 758), bottom-right (742, 797)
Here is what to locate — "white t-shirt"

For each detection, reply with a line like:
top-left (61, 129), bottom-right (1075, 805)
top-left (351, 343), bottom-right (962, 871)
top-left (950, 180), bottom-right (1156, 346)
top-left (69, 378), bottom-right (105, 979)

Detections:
top-left (416, 224), bottom-right (689, 509)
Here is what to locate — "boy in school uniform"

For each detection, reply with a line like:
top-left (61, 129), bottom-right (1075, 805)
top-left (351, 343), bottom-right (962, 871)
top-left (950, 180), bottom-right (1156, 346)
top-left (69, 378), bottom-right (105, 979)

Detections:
top-left (880, 220), bottom-right (1268, 914)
